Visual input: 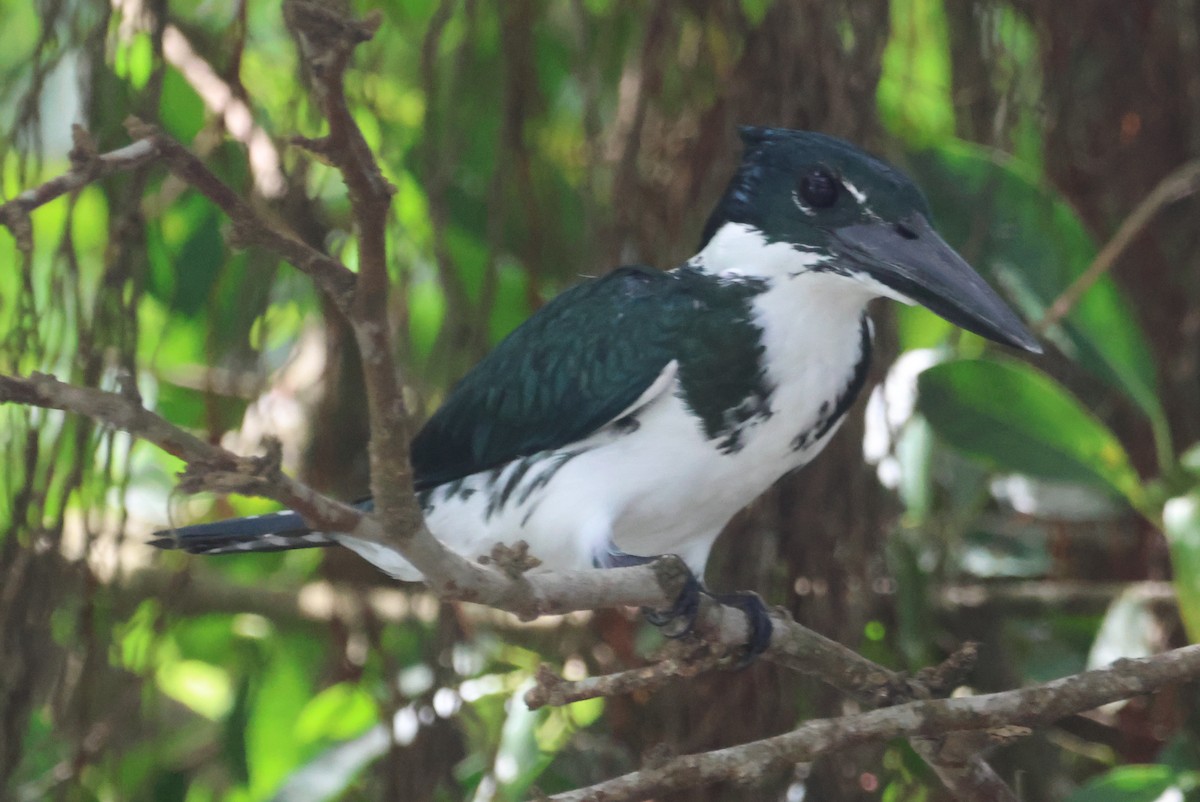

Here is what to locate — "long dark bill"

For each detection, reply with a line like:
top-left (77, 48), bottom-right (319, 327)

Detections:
top-left (833, 214), bottom-right (1041, 353)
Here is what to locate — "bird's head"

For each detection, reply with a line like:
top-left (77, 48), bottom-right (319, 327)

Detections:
top-left (698, 126), bottom-right (1040, 353)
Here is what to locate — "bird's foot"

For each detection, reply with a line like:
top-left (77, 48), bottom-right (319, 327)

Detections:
top-left (605, 551), bottom-right (705, 639)
top-left (710, 590), bottom-right (773, 667)
top-left (603, 551), bottom-right (772, 662)
top-left (641, 568), bottom-right (703, 638)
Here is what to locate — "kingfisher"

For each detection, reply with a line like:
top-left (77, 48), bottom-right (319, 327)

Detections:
top-left (153, 127), bottom-right (1039, 656)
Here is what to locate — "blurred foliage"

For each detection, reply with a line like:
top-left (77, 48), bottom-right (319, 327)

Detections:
top-left (3, 1), bottom-right (1200, 801)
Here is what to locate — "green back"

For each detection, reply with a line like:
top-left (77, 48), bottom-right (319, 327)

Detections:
top-left (410, 266), bottom-right (770, 490)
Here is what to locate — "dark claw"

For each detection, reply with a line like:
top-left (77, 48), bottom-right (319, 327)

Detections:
top-left (641, 568), bottom-right (702, 638)
top-left (603, 550), bottom-right (703, 638)
top-left (605, 551), bottom-right (770, 659)
top-left (713, 591), bottom-right (773, 667)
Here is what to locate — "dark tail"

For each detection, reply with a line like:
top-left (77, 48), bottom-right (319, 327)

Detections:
top-left (149, 510), bottom-right (337, 555)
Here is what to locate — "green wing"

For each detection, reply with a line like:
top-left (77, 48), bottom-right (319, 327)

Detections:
top-left (411, 267), bottom-right (687, 490)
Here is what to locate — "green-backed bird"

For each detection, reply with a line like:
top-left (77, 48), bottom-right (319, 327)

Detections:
top-left (153, 127), bottom-right (1040, 657)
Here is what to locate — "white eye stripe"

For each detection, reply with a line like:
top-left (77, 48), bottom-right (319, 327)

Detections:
top-left (841, 179), bottom-right (868, 205)
top-left (838, 178), bottom-right (883, 221)
top-left (790, 189), bottom-right (815, 217)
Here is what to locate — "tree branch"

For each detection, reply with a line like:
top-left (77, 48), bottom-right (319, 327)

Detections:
top-left (283, 0), bottom-right (422, 575)
top-left (551, 644), bottom-right (1200, 802)
top-left (0, 372), bottom-right (363, 534)
top-left (0, 131), bottom-right (158, 250)
top-left (526, 645), bottom-right (725, 710)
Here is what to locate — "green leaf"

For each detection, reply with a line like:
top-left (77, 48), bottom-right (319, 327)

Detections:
top-left (147, 769), bottom-right (190, 802)
top-left (906, 140), bottom-right (1166, 438)
top-left (146, 196), bottom-right (227, 318)
top-left (155, 380), bottom-right (247, 433)
top-left (489, 260), bottom-right (531, 344)
top-left (1181, 442), bottom-right (1200, 476)
top-left (564, 695), bottom-right (604, 730)
top-left (877, 0), bottom-right (954, 145)
top-left (1165, 493), bottom-right (1200, 642)
top-left (174, 210), bottom-right (225, 317)
top-left (739, 0), bottom-right (774, 26)
top-left (295, 683), bottom-right (379, 744)
top-left (156, 660), bottom-right (234, 720)
top-left (408, 279), bottom-right (446, 362)
top-left (160, 66), bottom-right (207, 142)
top-left (917, 359), bottom-right (1142, 503)
top-left (1062, 765), bottom-right (1180, 802)
top-left (246, 636), bottom-right (318, 797)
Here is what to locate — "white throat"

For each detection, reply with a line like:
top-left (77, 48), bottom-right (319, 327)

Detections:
top-left (692, 222), bottom-right (827, 280)
top-left (691, 222), bottom-right (915, 306)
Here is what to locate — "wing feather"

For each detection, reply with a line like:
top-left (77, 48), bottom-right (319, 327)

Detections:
top-left (411, 266), bottom-right (687, 490)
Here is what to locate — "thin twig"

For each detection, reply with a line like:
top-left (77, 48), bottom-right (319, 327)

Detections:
top-left (525, 645), bottom-right (725, 710)
top-left (1036, 158), bottom-right (1200, 333)
top-left (0, 135), bottom-right (159, 249)
top-left (124, 119), bottom-right (359, 311)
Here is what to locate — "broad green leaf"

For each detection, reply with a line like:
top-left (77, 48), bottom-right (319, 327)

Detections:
top-left (154, 381), bottom-right (246, 433)
top-left (156, 660), bottom-right (234, 720)
top-left (148, 770), bottom-right (190, 802)
top-left (917, 359), bottom-right (1142, 503)
top-left (114, 600), bottom-right (161, 674)
top-left (246, 636), bottom-right (318, 797)
top-left (171, 614), bottom-right (238, 663)
top-left (295, 683), bottom-right (379, 744)
top-left (173, 210), bottom-right (225, 317)
top-left (907, 139), bottom-right (1166, 439)
top-left (0, 0), bottom-right (39, 80)
top-left (114, 33), bottom-right (154, 90)
top-left (1165, 493), bottom-right (1200, 642)
top-left (160, 66), bottom-right (206, 142)
top-left (146, 196), bottom-right (226, 318)
top-left (223, 675), bottom-right (252, 785)
top-left (1062, 765), bottom-right (1180, 802)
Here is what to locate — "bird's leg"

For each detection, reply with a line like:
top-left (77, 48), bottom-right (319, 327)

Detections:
top-left (603, 551), bottom-right (703, 638)
top-left (602, 552), bottom-right (773, 663)
top-left (709, 590), bottom-right (773, 667)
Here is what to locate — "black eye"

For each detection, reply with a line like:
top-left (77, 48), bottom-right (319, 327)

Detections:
top-left (798, 168), bottom-right (839, 209)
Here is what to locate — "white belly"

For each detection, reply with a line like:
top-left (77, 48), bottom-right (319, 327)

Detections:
top-left (408, 359), bottom-right (859, 578)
